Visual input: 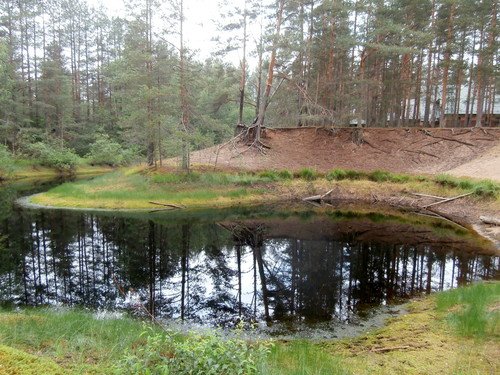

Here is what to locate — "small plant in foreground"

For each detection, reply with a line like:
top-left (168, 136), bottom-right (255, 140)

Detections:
top-left (116, 328), bottom-right (271, 375)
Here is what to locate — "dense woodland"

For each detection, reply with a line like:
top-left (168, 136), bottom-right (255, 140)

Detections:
top-left (0, 0), bottom-right (498, 167)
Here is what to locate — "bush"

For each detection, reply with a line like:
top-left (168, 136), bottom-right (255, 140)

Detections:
top-left (27, 142), bottom-right (80, 172)
top-left (116, 328), bottom-right (271, 375)
top-left (297, 168), bottom-right (318, 181)
top-left (86, 136), bottom-right (126, 166)
top-left (0, 145), bottom-right (14, 178)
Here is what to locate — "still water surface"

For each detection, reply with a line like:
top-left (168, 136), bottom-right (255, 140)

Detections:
top-left (0, 179), bottom-right (498, 337)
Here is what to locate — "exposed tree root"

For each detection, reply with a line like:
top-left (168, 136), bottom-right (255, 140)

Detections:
top-left (421, 130), bottom-right (476, 147)
top-left (401, 149), bottom-right (439, 158)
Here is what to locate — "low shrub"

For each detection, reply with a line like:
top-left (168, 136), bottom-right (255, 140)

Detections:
top-left (116, 328), bottom-right (271, 375)
top-left (27, 142), bottom-right (80, 172)
top-left (86, 136), bottom-right (126, 167)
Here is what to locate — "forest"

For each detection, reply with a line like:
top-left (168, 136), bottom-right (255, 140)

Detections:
top-left (0, 0), bottom-right (498, 169)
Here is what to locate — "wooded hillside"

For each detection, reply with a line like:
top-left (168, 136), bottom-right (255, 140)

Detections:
top-left (0, 0), bottom-right (498, 168)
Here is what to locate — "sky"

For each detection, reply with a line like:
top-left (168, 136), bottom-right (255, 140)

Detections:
top-left (87, 0), bottom-right (245, 63)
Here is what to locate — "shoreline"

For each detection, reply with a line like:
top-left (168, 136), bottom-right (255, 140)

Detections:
top-left (19, 178), bottom-right (500, 253)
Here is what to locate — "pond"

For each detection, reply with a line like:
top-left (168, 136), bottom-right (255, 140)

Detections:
top-left (0, 178), bottom-right (498, 338)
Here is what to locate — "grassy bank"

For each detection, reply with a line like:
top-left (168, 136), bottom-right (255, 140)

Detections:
top-left (0, 282), bottom-right (497, 374)
top-left (4, 158), bottom-right (113, 180)
top-left (29, 166), bottom-right (500, 210)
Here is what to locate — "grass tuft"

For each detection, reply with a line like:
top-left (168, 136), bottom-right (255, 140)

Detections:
top-left (434, 174), bottom-right (499, 198)
top-left (297, 168), bottom-right (319, 181)
top-left (436, 282), bottom-right (500, 338)
top-left (277, 169), bottom-right (293, 180)
top-left (260, 341), bottom-right (348, 375)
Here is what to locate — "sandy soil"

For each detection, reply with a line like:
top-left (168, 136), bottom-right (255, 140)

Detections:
top-left (190, 127), bottom-right (500, 180)
top-left (446, 143), bottom-right (500, 181)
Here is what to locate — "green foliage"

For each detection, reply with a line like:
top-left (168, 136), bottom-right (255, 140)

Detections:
top-left (435, 174), bottom-right (473, 189)
top-left (434, 174), bottom-right (499, 198)
top-left (26, 142), bottom-right (81, 172)
top-left (116, 328), bottom-right (271, 375)
top-left (277, 170), bottom-right (293, 180)
top-left (0, 345), bottom-right (65, 375)
top-left (258, 170), bottom-right (281, 181)
top-left (368, 170), bottom-right (410, 183)
top-left (297, 168), bottom-right (319, 181)
top-left (471, 180), bottom-right (500, 198)
top-left (326, 169), bottom-right (348, 181)
top-left (0, 308), bottom-right (165, 373)
top-left (86, 135), bottom-right (127, 166)
top-left (260, 340), bottom-right (348, 375)
top-left (326, 169), bottom-right (364, 181)
top-left (436, 282), bottom-right (499, 338)
top-left (0, 144), bottom-right (14, 178)
top-left (150, 171), bottom-right (279, 186)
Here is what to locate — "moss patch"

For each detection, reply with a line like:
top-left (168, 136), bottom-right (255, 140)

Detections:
top-left (0, 345), bottom-right (64, 375)
top-left (324, 285), bottom-right (500, 375)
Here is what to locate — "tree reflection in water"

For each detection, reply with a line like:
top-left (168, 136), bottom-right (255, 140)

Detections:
top-left (0, 208), bottom-right (498, 330)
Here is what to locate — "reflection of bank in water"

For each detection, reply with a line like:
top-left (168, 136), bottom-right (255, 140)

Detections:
top-left (1, 200), bottom-right (497, 338)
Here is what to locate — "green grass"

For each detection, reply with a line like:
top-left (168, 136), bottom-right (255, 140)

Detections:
top-left (260, 341), bottom-right (348, 375)
top-left (0, 344), bottom-right (64, 374)
top-left (30, 166), bottom-right (500, 210)
top-left (0, 308), bottom-right (165, 373)
top-left (436, 282), bottom-right (500, 338)
top-left (434, 174), bottom-right (499, 198)
top-left (1, 283), bottom-right (498, 375)
top-left (297, 168), bottom-right (319, 181)
top-left (0, 308), bottom-right (345, 374)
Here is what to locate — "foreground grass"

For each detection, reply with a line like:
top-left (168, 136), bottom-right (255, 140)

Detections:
top-left (0, 282), bottom-right (498, 374)
top-left (325, 282), bottom-right (499, 375)
top-left (29, 166), bottom-right (500, 210)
